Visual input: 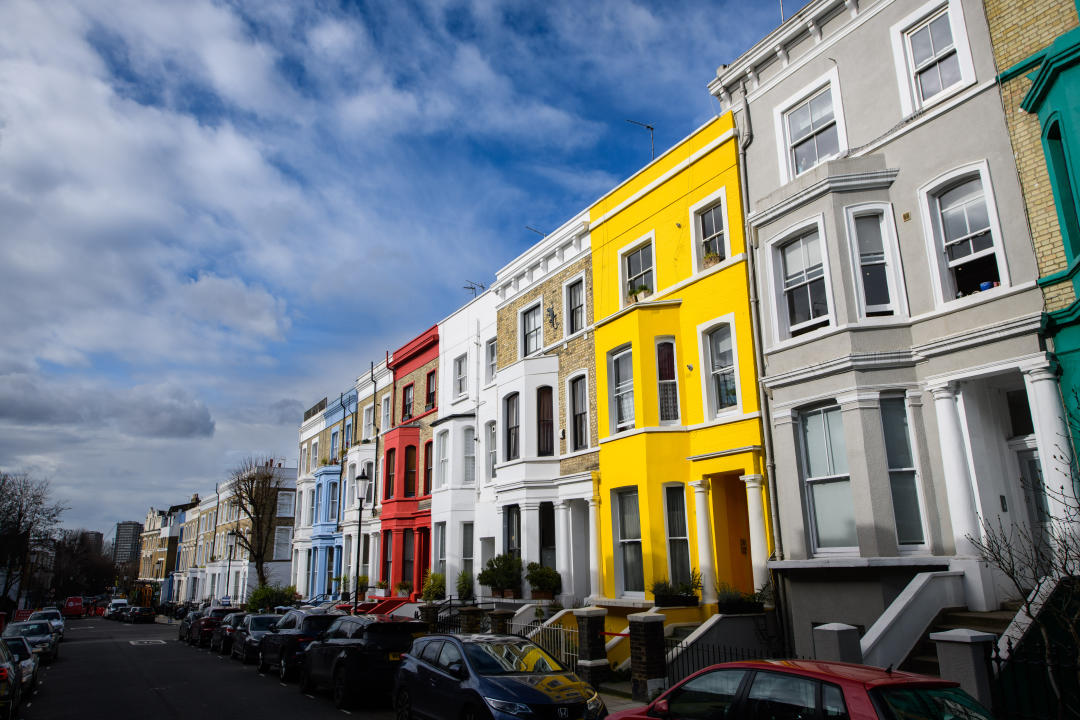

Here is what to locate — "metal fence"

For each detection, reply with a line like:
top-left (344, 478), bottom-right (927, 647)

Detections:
top-left (991, 638), bottom-right (1080, 720)
top-left (663, 636), bottom-right (782, 686)
top-left (509, 619), bottom-right (579, 673)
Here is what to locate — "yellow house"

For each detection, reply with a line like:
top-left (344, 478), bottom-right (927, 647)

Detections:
top-left (589, 114), bottom-right (770, 607)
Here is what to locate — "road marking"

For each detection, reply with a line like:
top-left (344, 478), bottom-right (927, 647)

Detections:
top-left (129, 640), bottom-right (167, 646)
top-left (305, 694), bottom-right (315, 699)
top-left (280, 682), bottom-right (287, 687)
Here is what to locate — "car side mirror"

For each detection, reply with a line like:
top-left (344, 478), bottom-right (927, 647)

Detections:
top-left (650, 699), bottom-right (670, 718)
top-left (270, 626), bottom-right (279, 633)
top-left (447, 660), bottom-right (467, 679)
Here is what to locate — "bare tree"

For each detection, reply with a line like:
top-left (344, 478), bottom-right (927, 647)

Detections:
top-left (0, 472), bottom-right (65, 612)
top-left (227, 457), bottom-right (286, 588)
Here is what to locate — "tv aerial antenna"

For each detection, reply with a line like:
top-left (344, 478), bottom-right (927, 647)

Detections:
top-left (463, 280), bottom-right (486, 297)
top-left (626, 119), bottom-right (655, 161)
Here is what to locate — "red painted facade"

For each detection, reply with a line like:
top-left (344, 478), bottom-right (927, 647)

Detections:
top-left (380, 325), bottom-right (438, 599)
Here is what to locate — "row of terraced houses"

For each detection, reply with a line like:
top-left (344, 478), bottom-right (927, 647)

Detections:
top-left (132, 0), bottom-right (1078, 668)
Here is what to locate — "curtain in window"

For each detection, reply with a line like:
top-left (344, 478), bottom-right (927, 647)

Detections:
top-left (657, 341), bottom-right (678, 422)
top-left (708, 327), bottom-right (736, 412)
top-left (618, 490), bottom-right (644, 592)
top-left (404, 445), bottom-right (417, 497)
top-left (537, 386), bottom-right (554, 456)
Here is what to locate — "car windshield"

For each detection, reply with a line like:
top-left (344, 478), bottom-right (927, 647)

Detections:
top-left (463, 639), bottom-right (565, 675)
top-left (249, 616), bottom-right (277, 631)
top-left (3, 623), bottom-right (51, 637)
top-left (872, 686), bottom-right (993, 720)
top-left (2, 640), bottom-right (29, 661)
top-left (29, 612), bottom-right (58, 621)
top-left (209, 608), bottom-right (236, 618)
top-left (301, 615), bottom-right (338, 633)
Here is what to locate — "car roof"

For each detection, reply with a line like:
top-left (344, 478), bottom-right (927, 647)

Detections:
top-left (711, 660), bottom-right (960, 689)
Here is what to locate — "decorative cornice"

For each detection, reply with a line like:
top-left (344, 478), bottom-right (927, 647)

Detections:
top-left (594, 298), bottom-right (682, 330)
top-left (687, 445), bottom-right (763, 462)
top-left (1021, 27), bottom-right (1080, 112)
top-left (748, 168), bottom-right (899, 229)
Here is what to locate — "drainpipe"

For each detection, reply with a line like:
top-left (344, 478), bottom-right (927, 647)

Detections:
top-left (336, 391), bottom-right (348, 600)
top-left (736, 83), bottom-right (783, 562)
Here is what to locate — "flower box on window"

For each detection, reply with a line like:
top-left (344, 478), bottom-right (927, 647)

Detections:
top-left (627, 285), bottom-right (653, 304)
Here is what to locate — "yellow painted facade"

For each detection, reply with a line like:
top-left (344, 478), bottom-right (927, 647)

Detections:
top-left (588, 114), bottom-right (770, 604)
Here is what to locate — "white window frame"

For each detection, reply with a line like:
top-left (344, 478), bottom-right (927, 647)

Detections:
top-left (435, 430), bottom-right (449, 489)
top-left (277, 491), bottom-right (295, 518)
top-left (696, 314), bottom-right (742, 420)
top-left (612, 487), bottom-right (645, 597)
top-left (462, 426), bottom-right (476, 484)
top-left (917, 160), bottom-right (1009, 307)
top-left (562, 272), bottom-right (588, 338)
top-left (766, 214), bottom-right (836, 344)
top-left (312, 440), bottom-right (319, 467)
top-left (661, 483), bottom-right (691, 587)
top-left (654, 337), bottom-right (681, 426)
top-left (363, 462), bottom-right (375, 505)
top-left (798, 404), bottom-right (858, 556)
top-left (485, 339), bottom-right (497, 384)
top-left (381, 396), bottom-right (391, 432)
top-left (890, 0), bottom-right (976, 117)
top-left (844, 202), bottom-right (908, 319)
top-left (565, 371), bottom-right (591, 452)
top-left (879, 393), bottom-right (930, 553)
top-left (434, 522), bottom-right (447, 576)
top-left (608, 345), bottom-right (635, 434)
top-left (689, 186), bottom-right (730, 274)
top-left (618, 232), bottom-right (656, 308)
top-left (772, 67), bottom-right (849, 185)
top-left (453, 354), bottom-right (468, 398)
top-left (520, 302), bottom-right (543, 358)
top-left (486, 421), bottom-right (497, 480)
top-left (362, 404), bottom-right (374, 440)
top-left (274, 527), bottom-right (293, 560)
top-left (300, 446), bottom-right (308, 475)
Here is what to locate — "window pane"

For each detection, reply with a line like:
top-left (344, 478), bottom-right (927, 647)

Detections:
top-left (862, 264), bottom-right (890, 307)
top-left (929, 14), bottom-right (953, 53)
top-left (809, 277), bottom-right (829, 321)
top-left (787, 102), bottom-right (812, 142)
top-left (621, 542), bottom-right (644, 592)
top-left (802, 410), bottom-right (829, 478)
top-left (709, 327), bottom-right (732, 370)
top-left (701, 209), bottom-right (714, 240)
top-left (619, 492), bottom-right (641, 540)
top-left (825, 406), bottom-right (848, 474)
top-left (881, 398), bottom-right (913, 469)
top-left (747, 673), bottom-right (817, 718)
top-left (817, 123), bottom-right (839, 161)
top-left (941, 205), bottom-right (969, 243)
top-left (810, 89), bottom-right (834, 126)
top-left (781, 239), bottom-right (805, 281)
top-left (657, 341), bottom-right (676, 381)
top-left (938, 51), bottom-right (961, 89)
top-left (855, 214), bottom-right (884, 256)
top-left (667, 670), bottom-right (747, 720)
top-left (640, 244), bottom-right (652, 269)
top-left (910, 25), bottom-right (933, 66)
top-left (891, 470), bottom-right (925, 545)
top-left (967, 197), bottom-right (990, 234)
top-left (793, 137), bottom-right (818, 174)
top-left (813, 479), bottom-right (858, 547)
top-left (918, 64), bottom-right (943, 100)
top-left (665, 486), bottom-right (687, 537)
top-left (803, 230), bottom-right (822, 268)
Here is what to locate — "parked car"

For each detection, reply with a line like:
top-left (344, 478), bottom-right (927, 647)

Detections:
top-left (2, 638), bottom-right (39, 692)
top-left (606, 659), bottom-right (994, 720)
top-left (1, 622), bottom-right (59, 663)
top-left (177, 610), bottom-right (203, 642)
top-left (231, 614), bottom-right (279, 664)
top-left (62, 596), bottom-right (84, 619)
top-left (0, 639), bottom-right (22, 720)
top-left (394, 634), bottom-right (605, 720)
top-left (210, 612), bottom-right (247, 655)
top-left (257, 608), bottom-right (342, 681)
top-left (27, 609), bottom-right (64, 640)
top-left (189, 607), bottom-right (242, 647)
top-left (127, 606), bottom-right (156, 624)
top-left (104, 599), bottom-right (129, 620)
top-left (299, 614), bottom-right (426, 708)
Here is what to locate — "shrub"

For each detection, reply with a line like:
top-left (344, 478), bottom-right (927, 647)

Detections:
top-left (525, 562), bottom-right (562, 594)
top-left (246, 584), bottom-right (297, 612)
top-left (456, 569), bottom-right (474, 600)
top-left (477, 553), bottom-right (522, 592)
top-left (396, 580), bottom-right (413, 595)
top-left (421, 572), bottom-right (446, 602)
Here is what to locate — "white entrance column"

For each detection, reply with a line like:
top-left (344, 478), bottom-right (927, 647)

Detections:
top-left (520, 503), bottom-right (539, 567)
top-left (1023, 366), bottom-right (1080, 522)
top-left (690, 480), bottom-right (718, 606)
top-left (931, 385), bottom-right (981, 555)
top-left (296, 549), bottom-right (309, 599)
top-left (588, 497), bottom-right (601, 600)
top-left (554, 500), bottom-right (573, 600)
top-left (932, 383), bottom-right (997, 611)
top-left (740, 474), bottom-right (769, 592)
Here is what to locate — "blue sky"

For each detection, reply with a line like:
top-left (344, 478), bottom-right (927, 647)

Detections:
top-left (0, 0), bottom-right (810, 534)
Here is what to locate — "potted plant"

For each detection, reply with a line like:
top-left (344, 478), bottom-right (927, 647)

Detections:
top-left (477, 553), bottom-right (522, 598)
top-left (456, 569), bottom-right (474, 601)
top-left (320, 457), bottom-right (329, 467)
top-left (356, 574), bottom-right (369, 597)
top-left (651, 569), bottom-right (703, 607)
top-left (627, 284), bottom-right (653, 304)
top-left (396, 580), bottom-right (413, 597)
top-left (525, 562), bottom-right (562, 600)
top-left (714, 581), bottom-right (765, 614)
top-left (374, 580), bottom-right (388, 597)
top-left (703, 251), bottom-right (722, 268)
top-left (421, 571), bottom-right (446, 602)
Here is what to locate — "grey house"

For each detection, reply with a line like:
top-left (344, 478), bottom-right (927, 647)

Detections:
top-left (711, 0), bottom-right (1075, 661)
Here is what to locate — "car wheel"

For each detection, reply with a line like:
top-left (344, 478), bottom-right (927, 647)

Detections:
top-left (279, 656), bottom-right (292, 682)
top-left (298, 664), bottom-right (314, 694)
top-left (395, 689), bottom-right (412, 720)
top-left (257, 651), bottom-right (269, 674)
top-left (332, 667), bottom-right (354, 709)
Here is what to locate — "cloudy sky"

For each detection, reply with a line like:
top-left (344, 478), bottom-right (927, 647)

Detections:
top-left (0, 0), bottom-right (808, 535)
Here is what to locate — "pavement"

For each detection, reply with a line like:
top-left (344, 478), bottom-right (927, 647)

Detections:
top-left (19, 616), bottom-right (392, 719)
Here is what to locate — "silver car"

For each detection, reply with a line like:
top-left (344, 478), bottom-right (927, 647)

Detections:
top-left (28, 610), bottom-right (64, 640)
top-left (2, 622), bottom-right (59, 663)
top-left (1, 637), bottom-right (39, 691)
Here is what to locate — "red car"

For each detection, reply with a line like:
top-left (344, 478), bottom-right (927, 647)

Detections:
top-left (607, 660), bottom-right (993, 720)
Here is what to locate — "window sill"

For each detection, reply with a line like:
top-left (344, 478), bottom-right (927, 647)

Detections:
top-left (768, 555), bottom-right (950, 570)
top-left (907, 79), bottom-right (976, 119)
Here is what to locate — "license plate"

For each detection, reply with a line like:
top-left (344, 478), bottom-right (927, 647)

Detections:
top-left (388, 652), bottom-right (401, 661)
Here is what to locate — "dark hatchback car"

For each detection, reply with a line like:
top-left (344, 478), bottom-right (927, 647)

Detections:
top-left (189, 607), bottom-right (242, 647)
top-left (127, 606), bottom-right (156, 624)
top-left (395, 634), bottom-right (605, 720)
top-left (257, 608), bottom-right (342, 682)
top-left (299, 614), bottom-right (426, 708)
top-left (177, 610), bottom-right (202, 641)
top-left (231, 614), bottom-right (279, 663)
top-left (210, 612), bottom-right (247, 655)
top-left (606, 660), bottom-right (993, 720)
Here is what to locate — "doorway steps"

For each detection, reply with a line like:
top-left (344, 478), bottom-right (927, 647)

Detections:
top-left (901, 601), bottom-right (1022, 676)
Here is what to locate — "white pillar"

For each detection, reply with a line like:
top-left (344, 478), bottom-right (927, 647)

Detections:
top-left (690, 480), bottom-right (718, 605)
top-left (296, 550), bottom-right (308, 599)
top-left (1024, 366), bottom-right (1079, 522)
top-left (931, 385), bottom-right (981, 556)
top-left (554, 500), bottom-right (573, 599)
top-left (741, 474), bottom-right (769, 592)
top-left (520, 503), bottom-right (539, 567)
top-left (588, 497), bottom-right (601, 600)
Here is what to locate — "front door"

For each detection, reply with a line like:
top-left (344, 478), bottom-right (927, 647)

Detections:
top-left (1018, 449), bottom-right (1052, 574)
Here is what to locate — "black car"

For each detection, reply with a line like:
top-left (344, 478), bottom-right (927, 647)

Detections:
top-left (298, 614), bottom-right (426, 708)
top-left (256, 608), bottom-right (342, 682)
top-left (231, 614), bottom-right (279, 663)
top-left (127, 606), bottom-right (155, 624)
top-left (177, 610), bottom-right (202, 642)
top-left (210, 612), bottom-right (247, 655)
top-left (188, 607), bottom-right (241, 647)
top-left (395, 634), bottom-right (606, 720)
top-left (0, 637), bottom-right (22, 720)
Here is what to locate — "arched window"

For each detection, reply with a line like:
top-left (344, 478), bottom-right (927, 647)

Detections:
top-left (537, 386), bottom-right (553, 456)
